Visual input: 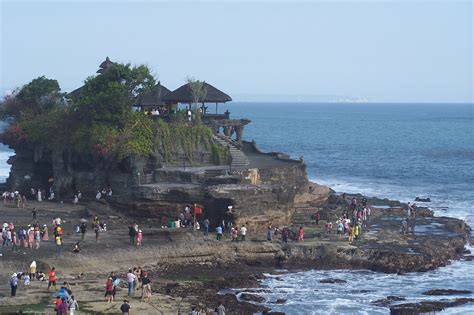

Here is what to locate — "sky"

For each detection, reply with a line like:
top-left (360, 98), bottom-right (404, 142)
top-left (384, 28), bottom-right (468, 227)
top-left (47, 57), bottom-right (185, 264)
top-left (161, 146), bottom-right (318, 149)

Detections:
top-left (0, 0), bottom-right (472, 103)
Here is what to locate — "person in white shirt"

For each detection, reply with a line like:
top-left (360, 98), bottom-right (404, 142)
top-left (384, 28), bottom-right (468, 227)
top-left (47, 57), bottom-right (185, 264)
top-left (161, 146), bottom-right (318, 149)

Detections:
top-left (239, 225), bottom-right (247, 241)
top-left (126, 270), bottom-right (136, 296)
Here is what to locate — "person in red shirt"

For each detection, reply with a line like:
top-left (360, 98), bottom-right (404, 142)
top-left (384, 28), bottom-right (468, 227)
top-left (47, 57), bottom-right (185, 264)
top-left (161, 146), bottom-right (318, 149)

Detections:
top-left (48, 267), bottom-right (57, 291)
top-left (105, 277), bottom-right (114, 302)
top-left (54, 296), bottom-right (62, 314)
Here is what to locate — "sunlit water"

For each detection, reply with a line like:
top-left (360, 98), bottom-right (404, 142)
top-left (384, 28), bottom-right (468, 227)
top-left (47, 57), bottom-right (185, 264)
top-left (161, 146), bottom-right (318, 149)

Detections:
top-left (223, 102), bottom-right (474, 313)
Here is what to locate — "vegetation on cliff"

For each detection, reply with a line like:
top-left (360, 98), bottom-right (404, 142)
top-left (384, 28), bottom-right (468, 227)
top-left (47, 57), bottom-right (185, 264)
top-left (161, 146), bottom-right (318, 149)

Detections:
top-left (0, 63), bottom-right (227, 165)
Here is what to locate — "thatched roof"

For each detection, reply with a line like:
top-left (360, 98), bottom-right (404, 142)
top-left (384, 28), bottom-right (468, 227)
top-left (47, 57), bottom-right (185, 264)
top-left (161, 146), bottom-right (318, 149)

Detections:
top-left (162, 82), bottom-right (232, 103)
top-left (97, 57), bottom-right (115, 74)
top-left (135, 82), bottom-right (171, 106)
top-left (68, 86), bottom-right (83, 99)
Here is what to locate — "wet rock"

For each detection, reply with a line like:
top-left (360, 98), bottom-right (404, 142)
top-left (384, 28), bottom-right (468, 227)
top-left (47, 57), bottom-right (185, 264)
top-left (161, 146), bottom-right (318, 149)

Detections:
top-left (240, 293), bottom-right (265, 303)
top-left (422, 289), bottom-right (472, 296)
top-left (463, 255), bottom-right (474, 261)
top-left (319, 278), bottom-right (347, 284)
top-left (273, 298), bottom-right (287, 304)
top-left (372, 296), bottom-right (406, 307)
top-left (390, 298), bottom-right (474, 314)
top-left (415, 197), bottom-right (431, 202)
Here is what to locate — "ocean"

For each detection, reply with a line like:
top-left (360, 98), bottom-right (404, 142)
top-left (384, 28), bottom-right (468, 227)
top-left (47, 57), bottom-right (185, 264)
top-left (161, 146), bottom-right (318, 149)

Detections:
top-left (0, 102), bottom-right (473, 313)
top-left (223, 102), bottom-right (474, 314)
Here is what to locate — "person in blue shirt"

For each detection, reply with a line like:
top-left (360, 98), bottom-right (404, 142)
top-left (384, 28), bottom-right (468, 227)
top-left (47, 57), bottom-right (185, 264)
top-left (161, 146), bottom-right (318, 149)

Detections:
top-left (216, 226), bottom-right (223, 240)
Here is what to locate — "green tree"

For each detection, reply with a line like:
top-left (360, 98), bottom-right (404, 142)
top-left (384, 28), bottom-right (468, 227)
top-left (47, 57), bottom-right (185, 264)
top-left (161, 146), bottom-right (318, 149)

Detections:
top-left (0, 76), bottom-right (63, 121)
top-left (73, 63), bottom-right (155, 128)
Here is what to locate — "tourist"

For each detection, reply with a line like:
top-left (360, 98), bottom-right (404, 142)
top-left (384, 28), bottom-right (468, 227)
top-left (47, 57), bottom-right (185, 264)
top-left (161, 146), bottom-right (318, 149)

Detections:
top-left (10, 228), bottom-right (18, 252)
top-left (120, 300), bottom-right (131, 315)
top-left (266, 225), bottom-right (273, 241)
top-left (30, 261), bottom-right (37, 280)
top-left (105, 277), bottom-right (114, 302)
top-left (27, 226), bottom-right (34, 248)
top-left (348, 224), bottom-right (355, 242)
top-left (216, 225), bottom-right (223, 240)
top-left (231, 227), bottom-right (238, 242)
top-left (203, 218), bottom-right (210, 236)
top-left (34, 227), bottom-right (41, 249)
top-left (10, 273), bottom-right (18, 297)
top-left (315, 211), bottom-right (320, 225)
top-left (68, 295), bottom-right (79, 315)
top-left (240, 225), bottom-right (247, 241)
top-left (78, 222), bottom-right (86, 241)
top-left (187, 109), bottom-right (192, 122)
top-left (37, 189), bottom-right (42, 202)
top-left (128, 224), bottom-right (136, 245)
top-left (136, 229), bottom-right (143, 247)
top-left (58, 297), bottom-right (68, 315)
top-left (95, 190), bottom-right (102, 200)
top-left (282, 227), bottom-right (289, 243)
top-left (401, 218), bottom-right (408, 235)
top-left (41, 224), bottom-right (49, 241)
top-left (354, 223), bottom-right (360, 240)
top-left (32, 207), bottom-right (37, 220)
top-left (73, 195), bottom-right (78, 205)
top-left (111, 272), bottom-right (119, 299)
top-left (24, 273), bottom-right (30, 286)
top-left (37, 271), bottom-right (46, 281)
top-left (336, 220), bottom-right (343, 236)
top-left (72, 242), bottom-right (81, 254)
top-left (190, 306), bottom-right (198, 315)
top-left (141, 271), bottom-right (152, 301)
top-left (55, 236), bottom-right (62, 256)
top-left (48, 267), bottom-right (57, 291)
top-left (298, 226), bottom-right (304, 241)
top-left (126, 269), bottom-right (136, 296)
top-left (54, 296), bottom-right (62, 315)
top-left (217, 302), bottom-right (226, 315)
top-left (94, 224), bottom-right (100, 243)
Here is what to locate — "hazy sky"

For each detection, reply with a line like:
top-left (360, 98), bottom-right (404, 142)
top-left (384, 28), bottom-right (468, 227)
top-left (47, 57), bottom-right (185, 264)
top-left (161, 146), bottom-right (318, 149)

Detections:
top-left (1, 0), bottom-right (472, 102)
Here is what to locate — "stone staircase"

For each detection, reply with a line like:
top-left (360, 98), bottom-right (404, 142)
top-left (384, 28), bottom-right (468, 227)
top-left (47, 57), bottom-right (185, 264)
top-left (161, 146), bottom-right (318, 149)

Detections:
top-left (212, 135), bottom-right (249, 168)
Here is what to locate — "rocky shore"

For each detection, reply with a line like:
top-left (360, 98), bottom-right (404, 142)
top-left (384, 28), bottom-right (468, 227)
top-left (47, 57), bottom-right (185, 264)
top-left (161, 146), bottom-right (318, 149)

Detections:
top-left (0, 182), bottom-right (472, 314)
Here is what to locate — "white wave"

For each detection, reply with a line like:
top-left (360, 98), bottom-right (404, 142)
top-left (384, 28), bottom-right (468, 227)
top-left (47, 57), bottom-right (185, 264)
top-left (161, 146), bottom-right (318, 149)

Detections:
top-left (0, 150), bottom-right (13, 183)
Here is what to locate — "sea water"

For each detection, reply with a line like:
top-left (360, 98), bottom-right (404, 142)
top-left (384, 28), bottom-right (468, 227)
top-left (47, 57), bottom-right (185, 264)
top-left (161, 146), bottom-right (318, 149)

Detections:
top-left (0, 103), bottom-right (473, 313)
top-left (223, 102), bottom-right (474, 314)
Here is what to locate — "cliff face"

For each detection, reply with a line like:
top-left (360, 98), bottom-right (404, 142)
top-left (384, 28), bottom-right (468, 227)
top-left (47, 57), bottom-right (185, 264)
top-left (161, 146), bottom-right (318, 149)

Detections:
top-left (6, 140), bottom-right (310, 231)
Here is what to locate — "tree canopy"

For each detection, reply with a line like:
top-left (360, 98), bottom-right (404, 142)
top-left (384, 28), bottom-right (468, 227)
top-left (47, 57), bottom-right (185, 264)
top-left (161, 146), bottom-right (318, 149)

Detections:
top-left (0, 63), bottom-right (156, 160)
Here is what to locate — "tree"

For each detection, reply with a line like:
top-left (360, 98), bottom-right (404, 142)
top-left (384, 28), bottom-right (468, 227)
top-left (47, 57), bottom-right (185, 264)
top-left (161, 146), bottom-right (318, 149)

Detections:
top-left (72, 63), bottom-right (155, 128)
top-left (186, 77), bottom-right (207, 110)
top-left (0, 76), bottom-right (63, 121)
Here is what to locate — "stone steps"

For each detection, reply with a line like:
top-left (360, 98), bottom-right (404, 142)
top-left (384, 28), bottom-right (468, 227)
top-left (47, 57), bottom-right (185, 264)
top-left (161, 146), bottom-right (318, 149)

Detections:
top-left (212, 135), bottom-right (249, 168)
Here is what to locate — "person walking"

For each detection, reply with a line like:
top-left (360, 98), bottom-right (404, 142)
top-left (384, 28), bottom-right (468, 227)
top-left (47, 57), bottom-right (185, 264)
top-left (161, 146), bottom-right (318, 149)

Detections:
top-left (48, 267), bottom-right (57, 291)
top-left (203, 218), bottom-right (209, 236)
top-left (298, 226), bottom-right (304, 242)
top-left (216, 225), bottom-right (223, 241)
top-left (120, 300), bottom-right (131, 315)
top-left (141, 271), bottom-right (152, 301)
top-left (10, 273), bottom-right (18, 297)
top-left (315, 211), bottom-right (320, 225)
top-left (266, 226), bottom-right (273, 241)
top-left (105, 277), bottom-right (114, 302)
top-left (239, 225), bottom-right (247, 241)
top-left (136, 230), bottom-right (143, 247)
top-left (32, 207), bottom-right (37, 221)
top-left (128, 225), bottom-right (136, 245)
top-left (80, 223), bottom-right (87, 241)
top-left (126, 269), bottom-right (136, 296)
top-left (55, 236), bottom-right (62, 256)
top-left (68, 295), bottom-right (79, 315)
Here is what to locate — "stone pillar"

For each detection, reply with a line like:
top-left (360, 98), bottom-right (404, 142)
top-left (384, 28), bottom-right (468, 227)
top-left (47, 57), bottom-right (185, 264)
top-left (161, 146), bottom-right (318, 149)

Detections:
top-left (223, 126), bottom-right (231, 137)
top-left (235, 125), bottom-right (244, 144)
